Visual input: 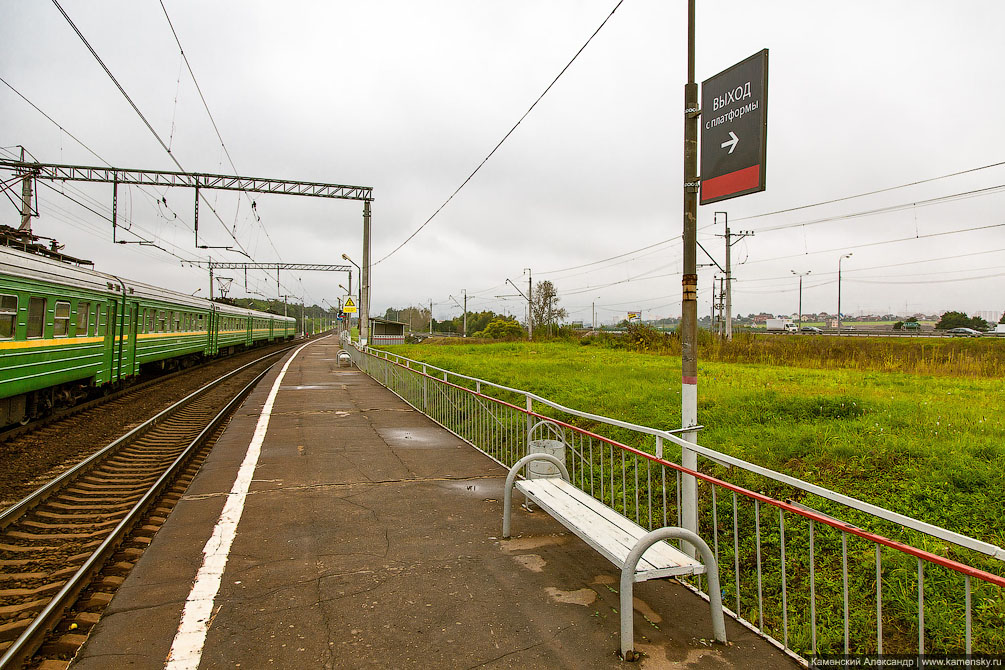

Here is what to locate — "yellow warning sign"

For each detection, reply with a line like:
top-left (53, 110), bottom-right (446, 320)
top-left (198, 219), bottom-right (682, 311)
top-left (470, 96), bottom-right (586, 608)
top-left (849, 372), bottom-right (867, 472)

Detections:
top-left (342, 297), bottom-right (357, 313)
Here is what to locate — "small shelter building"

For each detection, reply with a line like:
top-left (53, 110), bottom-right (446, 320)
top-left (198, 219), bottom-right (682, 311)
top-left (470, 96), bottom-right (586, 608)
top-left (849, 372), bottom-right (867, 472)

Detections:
top-left (370, 318), bottom-right (406, 345)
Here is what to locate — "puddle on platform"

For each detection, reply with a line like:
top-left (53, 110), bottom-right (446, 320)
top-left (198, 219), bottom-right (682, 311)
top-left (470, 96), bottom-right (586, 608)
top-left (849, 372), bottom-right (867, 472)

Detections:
top-left (440, 481), bottom-right (492, 495)
top-left (376, 427), bottom-right (449, 449)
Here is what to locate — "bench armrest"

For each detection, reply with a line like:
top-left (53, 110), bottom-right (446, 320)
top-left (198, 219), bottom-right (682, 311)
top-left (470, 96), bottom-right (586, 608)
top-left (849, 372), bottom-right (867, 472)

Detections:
top-left (502, 453), bottom-right (569, 538)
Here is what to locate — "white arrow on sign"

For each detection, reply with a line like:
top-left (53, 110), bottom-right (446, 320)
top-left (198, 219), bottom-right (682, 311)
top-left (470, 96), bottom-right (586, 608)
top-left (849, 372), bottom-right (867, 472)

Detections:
top-left (721, 131), bottom-right (739, 154)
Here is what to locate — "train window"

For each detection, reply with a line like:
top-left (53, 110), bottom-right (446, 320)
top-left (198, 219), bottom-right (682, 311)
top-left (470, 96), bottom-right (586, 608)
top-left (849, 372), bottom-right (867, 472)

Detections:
top-left (0, 294), bottom-right (16, 339)
top-left (54, 302), bottom-right (71, 337)
top-left (96, 306), bottom-right (105, 336)
top-left (77, 302), bottom-right (90, 336)
top-left (27, 297), bottom-right (45, 339)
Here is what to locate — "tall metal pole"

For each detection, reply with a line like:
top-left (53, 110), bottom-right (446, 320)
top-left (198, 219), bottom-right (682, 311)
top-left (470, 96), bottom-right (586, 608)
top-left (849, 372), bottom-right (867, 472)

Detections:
top-left (680, 0), bottom-right (700, 552)
top-left (429, 299), bottom-right (433, 335)
top-left (526, 269), bottom-right (534, 340)
top-left (463, 289), bottom-right (468, 337)
top-left (724, 225), bottom-right (733, 341)
top-left (837, 253), bottom-right (852, 335)
top-left (18, 148), bottom-right (33, 232)
top-left (792, 270), bottom-right (811, 329)
top-left (361, 200), bottom-right (371, 345)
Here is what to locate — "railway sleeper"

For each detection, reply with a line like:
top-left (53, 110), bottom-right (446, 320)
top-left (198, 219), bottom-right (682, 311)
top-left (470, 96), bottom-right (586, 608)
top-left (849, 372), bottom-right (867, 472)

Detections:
top-left (60, 493), bottom-right (143, 503)
top-left (34, 510), bottom-right (124, 521)
top-left (21, 518), bottom-right (122, 532)
top-left (46, 501), bottom-right (135, 512)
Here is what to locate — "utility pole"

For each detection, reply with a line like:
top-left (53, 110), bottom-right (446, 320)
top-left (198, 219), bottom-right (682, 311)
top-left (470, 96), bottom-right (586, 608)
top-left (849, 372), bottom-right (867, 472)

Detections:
top-left (18, 148), bottom-right (34, 232)
top-left (429, 299), bottom-right (433, 335)
top-left (361, 201), bottom-right (371, 346)
top-left (715, 212), bottom-right (752, 341)
top-left (592, 301), bottom-right (596, 330)
top-left (504, 278), bottom-right (532, 340)
top-left (792, 270), bottom-right (811, 329)
top-left (838, 253), bottom-right (852, 335)
top-left (525, 268), bottom-right (533, 340)
top-left (680, 0), bottom-right (699, 553)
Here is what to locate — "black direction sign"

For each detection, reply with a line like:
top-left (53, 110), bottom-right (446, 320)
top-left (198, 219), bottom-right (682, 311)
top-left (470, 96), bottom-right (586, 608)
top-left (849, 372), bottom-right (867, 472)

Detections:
top-left (700, 49), bottom-right (768, 205)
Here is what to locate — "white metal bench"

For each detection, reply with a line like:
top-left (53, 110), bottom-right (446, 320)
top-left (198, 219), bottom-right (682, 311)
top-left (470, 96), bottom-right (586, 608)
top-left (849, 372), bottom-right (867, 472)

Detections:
top-left (502, 453), bottom-right (727, 661)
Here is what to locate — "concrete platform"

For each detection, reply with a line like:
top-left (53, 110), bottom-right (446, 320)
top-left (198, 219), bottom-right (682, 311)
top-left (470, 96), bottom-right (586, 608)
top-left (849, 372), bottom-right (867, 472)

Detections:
top-left (71, 336), bottom-right (797, 669)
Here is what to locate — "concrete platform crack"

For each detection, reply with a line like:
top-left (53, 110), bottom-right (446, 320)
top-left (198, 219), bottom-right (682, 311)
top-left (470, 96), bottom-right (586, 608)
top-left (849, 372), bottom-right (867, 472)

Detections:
top-left (462, 623), bottom-right (573, 669)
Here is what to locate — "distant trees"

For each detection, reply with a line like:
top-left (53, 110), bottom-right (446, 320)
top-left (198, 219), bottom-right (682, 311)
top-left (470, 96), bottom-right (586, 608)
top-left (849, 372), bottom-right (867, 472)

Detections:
top-left (1000, 312), bottom-right (1005, 324)
top-left (530, 281), bottom-right (567, 335)
top-left (475, 317), bottom-right (525, 339)
top-left (934, 311), bottom-right (989, 331)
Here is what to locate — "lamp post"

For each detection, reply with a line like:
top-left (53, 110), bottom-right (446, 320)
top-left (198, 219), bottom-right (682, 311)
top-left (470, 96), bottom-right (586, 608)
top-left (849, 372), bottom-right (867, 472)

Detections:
top-left (342, 253), bottom-right (362, 337)
top-left (837, 253), bottom-right (852, 335)
top-left (791, 270), bottom-right (811, 330)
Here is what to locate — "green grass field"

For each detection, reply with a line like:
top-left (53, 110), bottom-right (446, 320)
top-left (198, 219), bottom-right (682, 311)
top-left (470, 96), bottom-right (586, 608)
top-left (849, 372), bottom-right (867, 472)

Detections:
top-left (380, 337), bottom-right (1004, 652)
top-left (389, 339), bottom-right (1002, 545)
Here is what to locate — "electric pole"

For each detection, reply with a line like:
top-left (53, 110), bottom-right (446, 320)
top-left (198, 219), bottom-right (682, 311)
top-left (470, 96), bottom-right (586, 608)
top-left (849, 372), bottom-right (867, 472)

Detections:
top-left (525, 268), bottom-right (533, 340)
top-left (18, 148), bottom-right (34, 232)
top-left (792, 270), bottom-right (811, 329)
top-left (361, 200), bottom-right (371, 346)
top-left (680, 0), bottom-right (700, 553)
top-left (462, 289), bottom-right (467, 337)
top-left (715, 212), bottom-right (753, 341)
top-left (429, 299), bottom-right (433, 335)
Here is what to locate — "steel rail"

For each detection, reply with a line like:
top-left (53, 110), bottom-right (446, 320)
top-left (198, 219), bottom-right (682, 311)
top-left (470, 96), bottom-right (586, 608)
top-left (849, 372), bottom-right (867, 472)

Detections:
top-left (361, 345), bottom-right (1005, 562)
top-left (0, 347), bottom-right (289, 530)
top-left (0, 357), bottom-right (279, 668)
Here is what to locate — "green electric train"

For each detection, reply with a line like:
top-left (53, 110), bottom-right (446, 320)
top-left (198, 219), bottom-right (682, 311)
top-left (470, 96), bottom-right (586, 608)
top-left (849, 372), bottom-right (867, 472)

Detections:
top-left (0, 245), bottom-right (296, 427)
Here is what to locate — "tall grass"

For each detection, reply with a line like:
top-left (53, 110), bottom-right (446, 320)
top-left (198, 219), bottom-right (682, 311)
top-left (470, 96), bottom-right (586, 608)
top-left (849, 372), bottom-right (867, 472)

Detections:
top-left (583, 325), bottom-right (1005, 377)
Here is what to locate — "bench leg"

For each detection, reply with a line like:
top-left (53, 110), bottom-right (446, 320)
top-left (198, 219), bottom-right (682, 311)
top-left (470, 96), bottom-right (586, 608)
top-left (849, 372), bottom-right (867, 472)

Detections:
top-left (619, 527), bottom-right (726, 661)
top-left (502, 453), bottom-right (570, 538)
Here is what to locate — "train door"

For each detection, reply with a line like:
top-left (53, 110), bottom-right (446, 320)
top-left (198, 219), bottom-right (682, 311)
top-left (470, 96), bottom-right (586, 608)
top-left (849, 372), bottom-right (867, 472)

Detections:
top-left (103, 301), bottom-right (117, 382)
top-left (125, 301), bottom-right (140, 376)
top-left (209, 306), bottom-right (218, 355)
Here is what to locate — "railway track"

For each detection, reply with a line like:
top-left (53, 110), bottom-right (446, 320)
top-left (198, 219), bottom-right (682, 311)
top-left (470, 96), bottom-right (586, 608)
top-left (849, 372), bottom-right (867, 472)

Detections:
top-left (0, 348), bottom-right (285, 669)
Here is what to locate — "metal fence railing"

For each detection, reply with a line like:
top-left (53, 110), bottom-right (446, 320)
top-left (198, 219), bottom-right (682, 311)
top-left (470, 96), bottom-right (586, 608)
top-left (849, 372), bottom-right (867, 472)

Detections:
top-left (345, 340), bottom-right (1005, 661)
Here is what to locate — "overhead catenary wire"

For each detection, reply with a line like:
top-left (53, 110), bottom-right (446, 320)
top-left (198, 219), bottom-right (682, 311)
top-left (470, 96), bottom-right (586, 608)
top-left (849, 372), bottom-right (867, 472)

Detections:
top-left (156, 0), bottom-right (285, 268)
top-left (374, 0), bottom-right (626, 266)
top-left (726, 159), bottom-right (1005, 225)
top-left (50, 0), bottom-right (256, 261)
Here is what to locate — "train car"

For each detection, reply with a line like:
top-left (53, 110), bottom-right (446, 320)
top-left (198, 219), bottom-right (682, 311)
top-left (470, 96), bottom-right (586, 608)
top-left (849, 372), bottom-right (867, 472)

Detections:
top-left (0, 245), bottom-right (295, 426)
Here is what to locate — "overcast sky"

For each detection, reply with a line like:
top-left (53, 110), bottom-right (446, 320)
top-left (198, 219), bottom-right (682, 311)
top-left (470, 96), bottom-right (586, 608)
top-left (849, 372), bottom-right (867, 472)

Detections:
top-left (3, 1), bottom-right (1003, 325)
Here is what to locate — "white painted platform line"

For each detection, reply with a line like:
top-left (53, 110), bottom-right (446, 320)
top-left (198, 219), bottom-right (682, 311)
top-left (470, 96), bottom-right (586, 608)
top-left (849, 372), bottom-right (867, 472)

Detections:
top-left (164, 340), bottom-right (315, 670)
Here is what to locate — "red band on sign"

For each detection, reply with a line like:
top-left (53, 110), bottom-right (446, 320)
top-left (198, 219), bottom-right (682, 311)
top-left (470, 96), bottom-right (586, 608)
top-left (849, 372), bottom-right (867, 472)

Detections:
top-left (702, 165), bottom-right (761, 200)
top-left (682, 376), bottom-right (697, 385)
